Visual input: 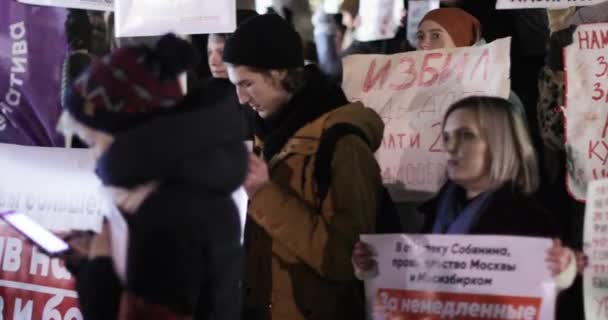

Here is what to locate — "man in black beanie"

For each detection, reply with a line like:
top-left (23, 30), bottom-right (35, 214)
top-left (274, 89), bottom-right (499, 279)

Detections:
top-left (223, 13), bottom-right (384, 320)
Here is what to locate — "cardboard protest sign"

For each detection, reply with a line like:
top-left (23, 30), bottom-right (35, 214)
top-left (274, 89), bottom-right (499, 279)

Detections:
top-left (342, 38), bottom-right (511, 201)
top-left (16, 0), bottom-right (113, 11)
top-left (0, 2), bottom-right (67, 146)
top-left (497, 0), bottom-right (607, 9)
top-left (115, 0), bottom-right (236, 37)
top-left (361, 234), bottom-right (556, 320)
top-left (564, 23), bottom-right (608, 201)
top-left (406, 0), bottom-right (440, 47)
top-left (0, 143), bottom-right (109, 319)
top-left (355, 0), bottom-right (403, 42)
top-left (584, 179), bottom-right (608, 320)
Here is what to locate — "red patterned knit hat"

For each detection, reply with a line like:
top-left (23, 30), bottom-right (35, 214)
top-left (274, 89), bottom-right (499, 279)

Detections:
top-left (64, 34), bottom-right (199, 134)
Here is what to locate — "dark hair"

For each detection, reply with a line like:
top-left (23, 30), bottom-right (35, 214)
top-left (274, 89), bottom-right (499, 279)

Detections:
top-left (149, 34), bottom-right (201, 80)
top-left (65, 9), bottom-right (92, 51)
top-left (333, 13), bottom-right (347, 34)
top-left (245, 66), bottom-right (307, 94)
top-left (303, 41), bottom-right (318, 63)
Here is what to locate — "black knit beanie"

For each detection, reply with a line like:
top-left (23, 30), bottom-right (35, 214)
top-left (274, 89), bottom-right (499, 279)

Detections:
top-left (223, 14), bottom-right (304, 69)
top-left (236, 9), bottom-right (259, 27)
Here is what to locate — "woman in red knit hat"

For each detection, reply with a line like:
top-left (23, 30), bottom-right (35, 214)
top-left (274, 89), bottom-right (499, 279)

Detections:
top-left (351, 8), bottom-right (578, 316)
top-left (415, 7), bottom-right (481, 50)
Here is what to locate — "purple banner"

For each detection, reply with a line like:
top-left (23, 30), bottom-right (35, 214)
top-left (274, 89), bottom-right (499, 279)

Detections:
top-left (0, 2), bottom-right (67, 146)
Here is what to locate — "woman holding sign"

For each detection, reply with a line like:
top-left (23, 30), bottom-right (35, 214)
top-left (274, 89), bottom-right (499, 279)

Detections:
top-left (353, 96), bottom-right (577, 288)
top-left (414, 8), bottom-right (527, 120)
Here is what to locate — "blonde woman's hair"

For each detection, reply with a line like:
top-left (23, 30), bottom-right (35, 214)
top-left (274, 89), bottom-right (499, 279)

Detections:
top-left (442, 96), bottom-right (539, 194)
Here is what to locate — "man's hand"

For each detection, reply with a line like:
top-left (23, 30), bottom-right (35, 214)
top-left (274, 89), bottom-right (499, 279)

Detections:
top-left (244, 153), bottom-right (270, 197)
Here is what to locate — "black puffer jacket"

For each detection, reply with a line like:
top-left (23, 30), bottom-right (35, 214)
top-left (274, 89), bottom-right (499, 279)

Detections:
top-left (77, 89), bottom-right (248, 320)
top-left (197, 77), bottom-right (256, 141)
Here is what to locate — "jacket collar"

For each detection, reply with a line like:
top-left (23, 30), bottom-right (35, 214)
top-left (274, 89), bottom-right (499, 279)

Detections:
top-left (256, 65), bottom-right (348, 161)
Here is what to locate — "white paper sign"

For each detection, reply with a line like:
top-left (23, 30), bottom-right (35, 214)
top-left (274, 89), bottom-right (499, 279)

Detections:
top-left (584, 179), bottom-right (608, 320)
top-left (0, 142), bottom-right (247, 282)
top-left (406, 0), bottom-right (440, 47)
top-left (497, 0), bottom-right (607, 9)
top-left (0, 143), bottom-right (109, 320)
top-left (16, 0), bottom-right (113, 11)
top-left (361, 234), bottom-right (556, 320)
top-left (355, 0), bottom-right (402, 42)
top-left (323, 0), bottom-right (341, 14)
top-left (564, 23), bottom-right (608, 202)
top-left (115, 0), bottom-right (236, 37)
top-left (0, 143), bottom-right (109, 232)
top-left (342, 38), bottom-right (511, 201)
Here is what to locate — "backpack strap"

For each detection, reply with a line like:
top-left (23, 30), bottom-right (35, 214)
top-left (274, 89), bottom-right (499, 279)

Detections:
top-left (313, 122), bottom-right (402, 233)
top-left (313, 123), bottom-right (370, 207)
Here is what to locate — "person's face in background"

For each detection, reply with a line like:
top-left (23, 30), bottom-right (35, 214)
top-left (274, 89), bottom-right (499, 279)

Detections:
top-left (442, 108), bottom-right (491, 197)
top-left (87, 11), bottom-right (110, 56)
top-left (227, 65), bottom-right (292, 119)
top-left (207, 34), bottom-right (228, 79)
top-left (416, 20), bottom-right (456, 51)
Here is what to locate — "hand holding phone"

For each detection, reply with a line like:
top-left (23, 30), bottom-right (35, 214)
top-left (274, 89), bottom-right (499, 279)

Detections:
top-left (0, 211), bottom-right (71, 257)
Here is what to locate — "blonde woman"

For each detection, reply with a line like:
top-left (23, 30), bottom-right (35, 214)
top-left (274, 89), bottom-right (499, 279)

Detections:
top-left (353, 96), bottom-right (576, 288)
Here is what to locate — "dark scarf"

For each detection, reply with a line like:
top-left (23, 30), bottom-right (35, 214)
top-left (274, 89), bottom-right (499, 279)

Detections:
top-left (432, 182), bottom-right (495, 234)
top-left (255, 65), bottom-right (348, 161)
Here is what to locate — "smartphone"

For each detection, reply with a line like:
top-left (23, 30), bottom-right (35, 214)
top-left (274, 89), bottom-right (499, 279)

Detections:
top-left (0, 211), bottom-right (71, 256)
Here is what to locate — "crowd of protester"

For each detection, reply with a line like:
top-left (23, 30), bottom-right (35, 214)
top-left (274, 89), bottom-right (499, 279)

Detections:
top-left (53, 1), bottom-right (608, 319)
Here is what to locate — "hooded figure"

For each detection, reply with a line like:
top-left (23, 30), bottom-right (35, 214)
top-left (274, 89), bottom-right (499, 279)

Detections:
top-left (60, 34), bottom-right (247, 320)
top-left (222, 14), bottom-right (384, 320)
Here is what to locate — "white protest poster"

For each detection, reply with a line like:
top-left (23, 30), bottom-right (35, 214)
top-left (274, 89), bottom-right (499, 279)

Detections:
top-left (583, 179), bottom-right (608, 320)
top-left (342, 38), bottom-right (511, 201)
top-left (355, 0), bottom-right (403, 42)
top-left (0, 143), bottom-right (109, 231)
top-left (564, 23), bottom-right (608, 202)
top-left (115, 0), bottom-right (237, 37)
top-left (16, 0), bottom-right (113, 11)
top-left (360, 234), bottom-right (556, 320)
top-left (0, 143), bottom-right (109, 318)
top-left (323, 0), bottom-right (341, 14)
top-left (497, 0), bottom-right (607, 9)
top-left (406, 0), bottom-right (440, 47)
